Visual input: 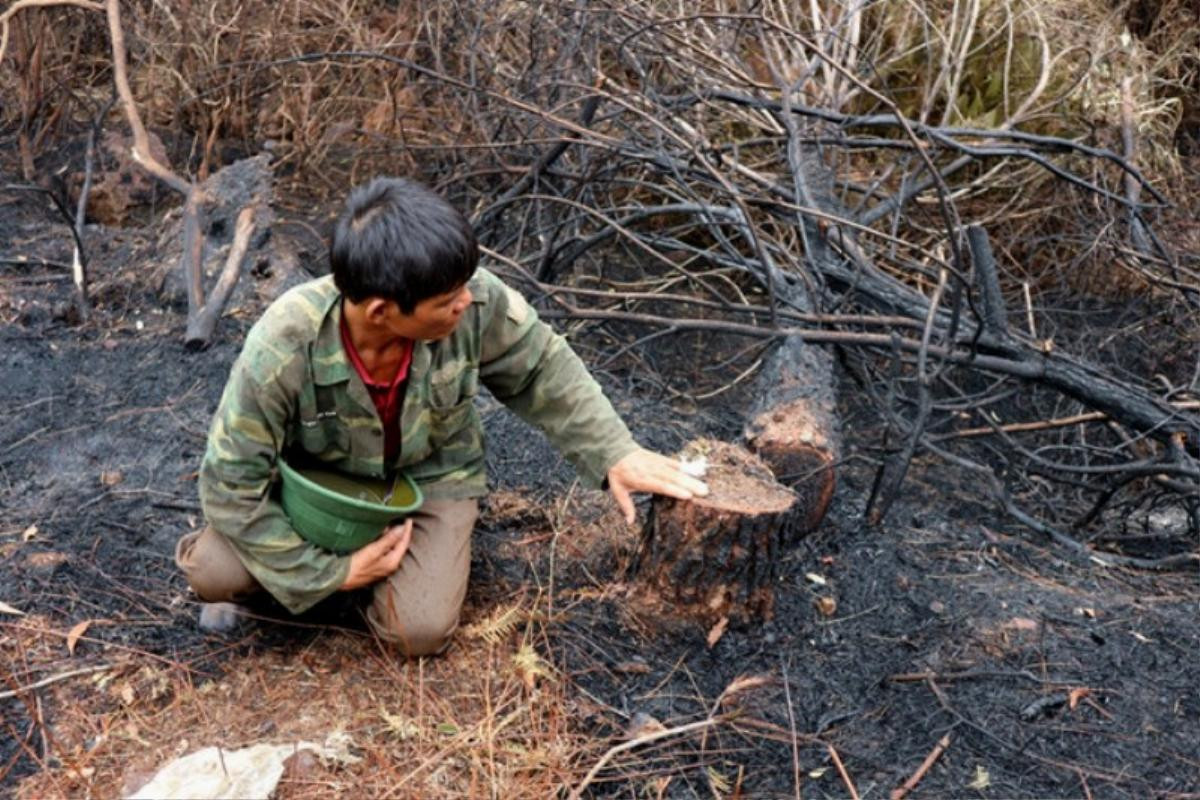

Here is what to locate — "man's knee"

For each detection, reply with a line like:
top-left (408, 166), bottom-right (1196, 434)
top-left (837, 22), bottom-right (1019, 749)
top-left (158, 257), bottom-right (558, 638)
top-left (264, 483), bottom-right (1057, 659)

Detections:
top-left (175, 527), bottom-right (259, 603)
top-left (368, 595), bottom-right (462, 657)
top-left (397, 618), bottom-right (458, 658)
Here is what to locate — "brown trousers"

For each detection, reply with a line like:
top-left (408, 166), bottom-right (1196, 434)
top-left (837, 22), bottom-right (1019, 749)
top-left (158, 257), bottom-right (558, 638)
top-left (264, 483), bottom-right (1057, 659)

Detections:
top-left (175, 499), bottom-right (478, 657)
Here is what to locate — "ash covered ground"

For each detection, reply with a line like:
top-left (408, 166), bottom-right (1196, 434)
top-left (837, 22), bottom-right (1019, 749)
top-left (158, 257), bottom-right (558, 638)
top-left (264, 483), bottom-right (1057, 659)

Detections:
top-left (2, 189), bottom-right (1198, 799)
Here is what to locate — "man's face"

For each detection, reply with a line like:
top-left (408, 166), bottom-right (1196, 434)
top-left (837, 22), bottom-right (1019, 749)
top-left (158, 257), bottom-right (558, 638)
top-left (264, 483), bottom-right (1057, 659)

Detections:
top-left (386, 283), bottom-right (473, 341)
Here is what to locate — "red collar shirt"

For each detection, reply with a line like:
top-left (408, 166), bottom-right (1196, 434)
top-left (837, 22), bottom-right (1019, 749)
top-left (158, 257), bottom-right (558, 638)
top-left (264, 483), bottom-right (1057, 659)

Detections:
top-left (339, 315), bottom-right (413, 463)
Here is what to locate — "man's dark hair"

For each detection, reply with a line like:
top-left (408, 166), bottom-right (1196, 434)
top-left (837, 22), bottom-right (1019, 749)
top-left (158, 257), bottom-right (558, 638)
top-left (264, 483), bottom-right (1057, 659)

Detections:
top-left (330, 177), bottom-right (478, 313)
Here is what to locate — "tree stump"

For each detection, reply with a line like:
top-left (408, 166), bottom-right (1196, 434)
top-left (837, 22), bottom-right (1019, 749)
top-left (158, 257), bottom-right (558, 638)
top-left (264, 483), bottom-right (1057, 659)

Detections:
top-left (633, 440), bottom-right (798, 623)
top-left (744, 336), bottom-right (839, 537)
top-left (155, 154), bottom-right (274, 312)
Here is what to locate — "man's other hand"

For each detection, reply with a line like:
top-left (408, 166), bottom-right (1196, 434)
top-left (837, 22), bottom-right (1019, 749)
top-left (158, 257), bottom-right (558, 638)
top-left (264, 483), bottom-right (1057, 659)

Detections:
top-left (340, 518), bottom-right (414, 590)
top-left (607, 447), bottom-right (710, 525)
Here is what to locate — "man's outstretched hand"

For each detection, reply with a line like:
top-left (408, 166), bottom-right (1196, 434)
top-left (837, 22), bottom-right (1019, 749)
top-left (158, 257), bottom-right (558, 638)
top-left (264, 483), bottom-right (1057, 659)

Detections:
top-left (607, 447), bottom-right (710, 525)
top-left (340, 518), bottom-right (413, 591)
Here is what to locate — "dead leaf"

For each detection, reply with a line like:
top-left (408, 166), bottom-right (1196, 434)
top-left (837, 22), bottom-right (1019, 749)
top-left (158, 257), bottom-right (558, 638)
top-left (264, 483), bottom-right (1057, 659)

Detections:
top-left (814, 596), bottom-right (837, 617)
top-left (27, 551), bottom-right (68, 569)
top-left (379, 706), bottom-right (422, 741)
top-left (1068, 687), bottom-right (1092, 710)
top-left (511, 643), bottom-right (554, 689)
top-left (625, 712), bottom-right (666, 739)
top-left (100, 470), bottom-right (124, 487)
top-left (0, 601), bottom-right (25, 615)
top-left (719, 674), bottom-right (773, 708)
top-left (1003, 617), bottom-right (1038, 631)
top-left (613, 661), bottom-right (651, 675)
top-left (281, 749), bottom-right (319, 781)
top-left (723, 673), bottom-right (773, 696)
top-left (124, 721), bottom-right (151, 747)
top-left (706, 616), bottom-right (729, 648)
top-left (707, 766), bottom-right (731, 794)
top-left (706, 585), bottom-right (730, 611)
top-left (67, 620), bottom-right (93, 656)
top-left (120, 684), bottom-right (135, 705)
top-left (22, 524), bottom-right (38, 542)
top-left (967, 765), bottom-right (990, 790)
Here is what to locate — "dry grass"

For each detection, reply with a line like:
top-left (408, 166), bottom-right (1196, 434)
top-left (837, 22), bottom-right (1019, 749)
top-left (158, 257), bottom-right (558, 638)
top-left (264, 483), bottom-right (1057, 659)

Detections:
top-left (2, 1), bottom-right (1192, 178)
top-left (3, 600), bottom-right (596, 798)
top-left (0, 494), bottom-right (745, 799)
top-left (2, 488), bottom-right (592, 798)
top-left (2, 0), bottom-right (1194, 304)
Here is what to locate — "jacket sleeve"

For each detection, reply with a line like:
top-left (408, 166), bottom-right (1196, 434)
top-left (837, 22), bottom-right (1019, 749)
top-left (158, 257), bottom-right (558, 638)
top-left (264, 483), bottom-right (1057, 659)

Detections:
top-left (198, 342), bottom-right (350, 614)
top-left (476, 270), bottom-right (639, 487)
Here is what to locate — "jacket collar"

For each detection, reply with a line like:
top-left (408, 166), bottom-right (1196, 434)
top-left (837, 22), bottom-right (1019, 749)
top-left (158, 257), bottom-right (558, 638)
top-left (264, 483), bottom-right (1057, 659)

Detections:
top-left (311, 278), bottom-right (352, 386)
top-left (310, 277), bottom-right (432, 386)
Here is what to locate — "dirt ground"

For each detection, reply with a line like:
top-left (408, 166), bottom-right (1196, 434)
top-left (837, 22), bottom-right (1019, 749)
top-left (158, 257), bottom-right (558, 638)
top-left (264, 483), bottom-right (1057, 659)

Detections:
top-left (2, 181), bottom-right (1199, 800)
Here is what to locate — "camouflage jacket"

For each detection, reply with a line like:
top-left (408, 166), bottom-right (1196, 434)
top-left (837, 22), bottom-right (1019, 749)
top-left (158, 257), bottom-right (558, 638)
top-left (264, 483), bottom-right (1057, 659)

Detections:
top-left (199, 268), bottom-right (638, 613)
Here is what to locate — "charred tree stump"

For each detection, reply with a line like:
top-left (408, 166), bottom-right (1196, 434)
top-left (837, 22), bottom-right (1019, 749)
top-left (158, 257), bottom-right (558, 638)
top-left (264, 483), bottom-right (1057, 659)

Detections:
top-left (634, 441), bottom-right (798, 623)
top-left (744, 336), bottom-right (840, 537)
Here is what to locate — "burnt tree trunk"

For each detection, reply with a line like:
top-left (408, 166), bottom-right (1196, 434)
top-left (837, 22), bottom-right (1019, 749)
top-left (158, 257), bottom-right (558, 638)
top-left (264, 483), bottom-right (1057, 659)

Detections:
top-left (742, 148), bottom-right (841, 536)
top-left (744, 333), bottom-right (840, 537)
top-left (634, 441), bottom-right (798, 622)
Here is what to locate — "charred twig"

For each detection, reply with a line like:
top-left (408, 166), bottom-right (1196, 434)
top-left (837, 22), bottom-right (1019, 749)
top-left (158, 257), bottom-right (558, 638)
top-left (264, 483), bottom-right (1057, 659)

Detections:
top-left (0, 663), bottom-right (114, 702)
top-left (826, 743), bottom-right (860, 800)
top-left (660, 89), bottom-right (1169, 206)
top-left (0, 258), bottom-right (72, 270)
top-left (184, 204), bottom-right (257, 348)
top-left (539, 304), bottom-right (1200, 448)
top-left (966, 225), bottom-right (1008, 338)
top-left (0, 0), bottom-right (103, 66)
top-left (891, 733), bottom-right (951, 800)
top-left (779, 657), bottom-right (802, 800)
top-left (1120, 77), bottom-right (1151, 257)
top-left (867, 268), bottom-right (949, 525)
top-left (3, 183), bottom-right (88, 317)
top-left (888, 669), bottom-right (1069, 684)
top-left (66, 88), bottom-right (117, 322)
top-left (921, 678), bottom-right (1138, 787)
top-left (922, 441), bottom-right (1199, 570)
top-left (475, 92), bottom-right (603, 236)
top-left (939, 410), bottom-right (1110, 440)
top-left (571, 715), bottom-right (731, 800)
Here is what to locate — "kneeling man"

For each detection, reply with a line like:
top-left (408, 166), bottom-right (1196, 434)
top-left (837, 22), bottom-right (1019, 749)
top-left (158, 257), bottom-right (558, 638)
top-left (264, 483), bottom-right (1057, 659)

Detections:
top-left (176, 177), bottom-right (707, 655)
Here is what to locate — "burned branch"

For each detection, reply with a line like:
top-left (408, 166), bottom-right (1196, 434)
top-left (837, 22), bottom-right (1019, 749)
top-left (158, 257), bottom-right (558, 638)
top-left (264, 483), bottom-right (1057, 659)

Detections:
top-left (440, 6), bottom-right (1197, 565)
top-left (2, 0), bottom-right (268, 342)
top-left (2, 1), bottom-right (1196, 564)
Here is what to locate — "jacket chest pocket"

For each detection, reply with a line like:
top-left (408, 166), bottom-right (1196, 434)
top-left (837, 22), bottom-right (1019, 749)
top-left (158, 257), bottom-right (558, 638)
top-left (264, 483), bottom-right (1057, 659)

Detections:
top-left (294, 386), bottom-right (352, 460)
top-left (296, 413), bottom-right (352, 458)
top-left (428, 367), bottom-right (479, 409)
top-left (427, 370), bottom-right (478, 447)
